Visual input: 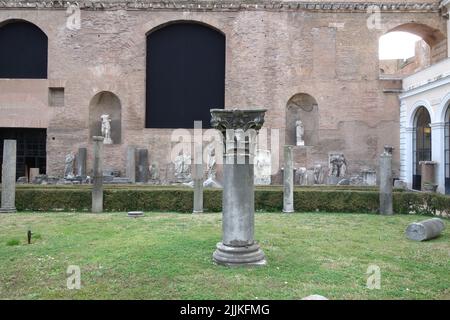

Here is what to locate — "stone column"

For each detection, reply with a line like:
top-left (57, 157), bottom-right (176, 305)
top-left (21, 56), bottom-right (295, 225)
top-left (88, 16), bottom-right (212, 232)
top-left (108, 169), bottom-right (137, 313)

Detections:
top-left (431, 122), bottom-right (446, 194)
top-left (283, 145), bottom-right (294, 213)
top-left (76, 147), bottom-right (87, 177)
top-left (136, 148), bottom-right (149, 183)
top-left (0, 140), bottom-right (17, 213)
top-left (211, 108), bottom-right (267, 266)
top-left (193, 123), bottom-right (203, 213)
top-left (92, 136), bottom-right (104, 213)
top-left (420, 161), bottom-right (437, 191)
top-left (126, 146), bottom-right (136, 183)
top-left (379, 145), bottom-right (393, 215)
top-left (405, 218), bottom-right (446, 241)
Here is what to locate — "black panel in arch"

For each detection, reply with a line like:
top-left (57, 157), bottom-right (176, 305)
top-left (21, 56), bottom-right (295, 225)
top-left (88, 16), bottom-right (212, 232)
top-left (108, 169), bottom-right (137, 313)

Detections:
top-left (0, 21), bottom-right (48, 79)
top-left (146, 22), bottom-right (225, 128)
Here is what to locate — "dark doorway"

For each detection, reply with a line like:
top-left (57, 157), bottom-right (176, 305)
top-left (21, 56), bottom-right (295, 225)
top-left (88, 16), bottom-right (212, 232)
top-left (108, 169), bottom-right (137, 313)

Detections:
top-left (412, 107), bottom-right (431, 190)
top-left (0, 20), bottom-right (48, 79)
top-left (146, 22), bottom-right (225, 128)
top-left (0, 128), bottom-right (47, 182)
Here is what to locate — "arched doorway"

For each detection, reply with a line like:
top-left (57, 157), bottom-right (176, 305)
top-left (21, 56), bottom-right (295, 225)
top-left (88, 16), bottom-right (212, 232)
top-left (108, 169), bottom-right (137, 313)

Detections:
top-left (145, 21), bottom-right (225, 128)
top-left (286, 93), bottom-right (319, 146)
top-left (0, 20), bottom-right (48, 79)
top-left (89, 92), bottom-right (122, 144)
top-left (445, 105), bottom-right (450, 194)
top-left (378, 23), bottom-right (446, 77)
top-left (412, 106), bottom-right (432, 190)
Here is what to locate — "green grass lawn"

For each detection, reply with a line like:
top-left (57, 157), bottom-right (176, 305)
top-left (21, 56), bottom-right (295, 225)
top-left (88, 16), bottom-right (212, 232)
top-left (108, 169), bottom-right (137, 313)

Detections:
top-left (0, 212), bottom-right (449, 300)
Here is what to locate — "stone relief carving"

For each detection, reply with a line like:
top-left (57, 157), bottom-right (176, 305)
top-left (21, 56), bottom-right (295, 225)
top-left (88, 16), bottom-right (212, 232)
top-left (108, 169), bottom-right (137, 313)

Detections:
top-left (254, 149), bottom-right (271, 185)
top-left (329, 153), bottom-right (347, 178)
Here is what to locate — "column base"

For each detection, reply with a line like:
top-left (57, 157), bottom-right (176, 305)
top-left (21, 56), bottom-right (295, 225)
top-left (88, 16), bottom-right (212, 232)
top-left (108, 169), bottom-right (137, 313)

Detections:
top-left (193, 210), bottom-right (204, 214)
top-left (0, 207), bottom-right (16, 213)
top-left (282, 209), bottom-right (294, 213)
top-left (213, 242), bottom-right (267, 266)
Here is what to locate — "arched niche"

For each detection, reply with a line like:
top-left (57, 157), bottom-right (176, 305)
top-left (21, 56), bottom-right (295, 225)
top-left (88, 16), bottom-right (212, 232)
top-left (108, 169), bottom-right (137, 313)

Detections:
top-left (286, 93), bottom-right (319, 146)
top-left (0, 19), bottom-right (48, 79)
top-left (89, 91), bottom-right (122, 144)
top-left (145, 21), bottom-right (225, 128)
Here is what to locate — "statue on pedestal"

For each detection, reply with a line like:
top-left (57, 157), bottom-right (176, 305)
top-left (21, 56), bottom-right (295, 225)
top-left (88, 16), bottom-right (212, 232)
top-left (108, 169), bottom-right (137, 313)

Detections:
top-left (101, 114), bottom-right (113, 144)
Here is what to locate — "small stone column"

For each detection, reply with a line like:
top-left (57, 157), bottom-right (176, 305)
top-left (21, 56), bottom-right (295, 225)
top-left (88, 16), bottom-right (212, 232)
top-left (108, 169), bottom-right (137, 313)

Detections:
top-left (126, 146), bottom-right (136, 183)
top-left (420, 161), bottom-right (437, 192)
top-left (379, 145), bottom-right (393, 215)
top-left (0, 140), bottom-right (17, 213)
top-left (283, 145), bottom-right (294, 213)
top-left (193, 125), bottom-right (203, 213)
top-left (211, 108), bottom-right (267, 266)
top-left (92, 136), bottom-right (104, 213)
top-left (76, 147), bottom-right (87, 178)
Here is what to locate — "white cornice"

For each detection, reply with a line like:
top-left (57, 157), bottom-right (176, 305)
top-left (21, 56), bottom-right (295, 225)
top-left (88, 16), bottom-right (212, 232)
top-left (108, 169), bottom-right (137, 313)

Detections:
top-left (399, 74), bottom-right (450, 99)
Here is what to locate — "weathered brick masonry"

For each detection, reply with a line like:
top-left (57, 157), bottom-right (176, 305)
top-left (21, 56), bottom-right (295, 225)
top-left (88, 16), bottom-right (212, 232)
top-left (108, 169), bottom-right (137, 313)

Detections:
top-left (0, 1), bottom-right (447, 182)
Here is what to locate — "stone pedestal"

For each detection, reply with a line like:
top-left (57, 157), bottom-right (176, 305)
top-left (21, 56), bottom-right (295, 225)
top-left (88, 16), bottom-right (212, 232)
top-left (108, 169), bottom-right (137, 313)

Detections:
top-left (211, 109), bottom-right (267, 266)
top-left (92, 136), bottom-right (104, 213)
top-left (29, 168), bottom-right (40, 184)
top-left (76, 147), bottom-right (87, 178)
top-left (283, 145), bottom-right (294, 213)
top-left (136, 148), bottom-right (149, 183)
top-left (379, 145), bottom-right (393, 215)
top-left (0, 140), bottom-right (17, 213)
top-left (419, 161), bottom-right (437, 192)
top-left (126, 146), bottom-right (136, 183)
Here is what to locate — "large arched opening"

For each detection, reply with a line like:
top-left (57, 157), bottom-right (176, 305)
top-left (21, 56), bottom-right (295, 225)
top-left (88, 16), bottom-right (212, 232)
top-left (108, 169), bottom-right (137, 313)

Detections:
top-left (445, 104), bottom-right (450, 194)
top-left (0, 20), bottom-right (48, 79)
top-left (412, 106), bottom-right (432, 190)
top-left (145, 21), bottom-right (225, 128)
top-left (378, 23), bottom-right (446, 77)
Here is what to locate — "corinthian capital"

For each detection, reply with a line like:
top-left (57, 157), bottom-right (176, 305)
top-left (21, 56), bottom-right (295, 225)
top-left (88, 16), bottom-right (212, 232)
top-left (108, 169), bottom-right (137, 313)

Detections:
top-left (210, 108), bottom-right (267, 134)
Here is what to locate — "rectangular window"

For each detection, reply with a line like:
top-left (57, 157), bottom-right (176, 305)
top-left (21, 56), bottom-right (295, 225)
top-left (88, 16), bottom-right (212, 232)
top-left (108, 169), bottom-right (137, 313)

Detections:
top-left (49, 87), bottom-right (65, 107)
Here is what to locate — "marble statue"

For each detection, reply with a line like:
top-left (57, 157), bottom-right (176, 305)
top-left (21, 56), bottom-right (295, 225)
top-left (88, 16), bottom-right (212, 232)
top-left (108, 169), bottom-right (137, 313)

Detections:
top-left (206, 142), bottom-right (217, 180)
top-left (174, 150), bottom-right (191, 182)
top-left (254, 149), bottom-right (271, 185)
top-left (149, 162), bottom-right (159, 182)
top-left (313, 164), bottom-right (325, 184)
top-left (296, 120), bottom-right (305, 146)
top-left (203, 143), bottom-right (222, 188)
top-left (64, 153), bottom-right (75, 179)
top-left (296, 167), bottom-right (307, 185)
top-left (101, 114), bottom-right (113, 144)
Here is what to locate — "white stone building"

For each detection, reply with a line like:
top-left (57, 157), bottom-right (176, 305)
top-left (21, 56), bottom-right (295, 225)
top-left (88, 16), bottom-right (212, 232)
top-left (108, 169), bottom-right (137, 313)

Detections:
top-left (399, 0), bottom-right (450, 194)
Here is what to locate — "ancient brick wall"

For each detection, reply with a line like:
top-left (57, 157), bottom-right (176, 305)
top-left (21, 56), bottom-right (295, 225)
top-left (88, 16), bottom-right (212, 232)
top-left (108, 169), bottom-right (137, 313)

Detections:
top-left (0, 1), bottom-right (447, 182)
